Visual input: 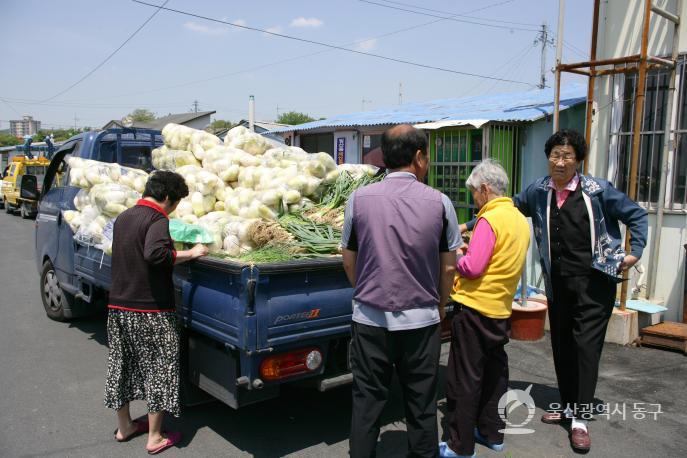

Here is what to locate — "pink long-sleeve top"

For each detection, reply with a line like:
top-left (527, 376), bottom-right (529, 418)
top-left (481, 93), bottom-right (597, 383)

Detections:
top-left (457, 218), bottom-right (496, 279)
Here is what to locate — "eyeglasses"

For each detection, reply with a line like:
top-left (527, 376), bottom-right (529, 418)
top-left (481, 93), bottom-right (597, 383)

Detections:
top-left (548, 153), bottom-right (576, 163)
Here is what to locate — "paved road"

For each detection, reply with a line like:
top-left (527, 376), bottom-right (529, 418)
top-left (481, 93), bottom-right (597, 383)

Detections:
top-left (1, 209), bottom-right (686, 457)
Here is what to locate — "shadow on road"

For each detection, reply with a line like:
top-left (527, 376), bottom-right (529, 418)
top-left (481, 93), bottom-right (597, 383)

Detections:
top-left (167, 374), bottom-right (418, 457)
top-left (66, 312), bottom-right (108, 346)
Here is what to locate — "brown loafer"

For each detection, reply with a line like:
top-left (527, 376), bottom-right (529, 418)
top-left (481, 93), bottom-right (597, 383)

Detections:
top-left (541, 412), bottom-right (571, 424)
top-left (570, 428), bottom-right (591, 452)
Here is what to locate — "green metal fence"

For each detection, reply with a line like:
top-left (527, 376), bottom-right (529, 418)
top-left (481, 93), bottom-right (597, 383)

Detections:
top-left (428, 123), bottom-right (521, 223)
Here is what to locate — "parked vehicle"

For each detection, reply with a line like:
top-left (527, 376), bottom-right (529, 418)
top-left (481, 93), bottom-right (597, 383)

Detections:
top-left (1, 155), bottom-right (50, 218)
top-left (29, 127), bottom-right (356, 408)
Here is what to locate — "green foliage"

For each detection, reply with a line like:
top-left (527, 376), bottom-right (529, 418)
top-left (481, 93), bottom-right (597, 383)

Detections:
top-left (207, 119), bottom-right (234, 133)
top-left (276, 111), bottom-right (315, 125)
top-left (0, 133), bottom-right (22, 147)
top-left (128, 108), bottom-right (156, 123)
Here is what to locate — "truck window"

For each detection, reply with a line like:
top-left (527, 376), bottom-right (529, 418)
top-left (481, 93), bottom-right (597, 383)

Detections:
top-left (98, 141), bottom-right (117, 163)
top-left (43, 142), bottom-right (78, 194)
top-left (8, 164), bottom-right (17, 177)
top-left (120, 145), bottom-right (153, 172)
top-left (26, 166), bottom-right (48, 185)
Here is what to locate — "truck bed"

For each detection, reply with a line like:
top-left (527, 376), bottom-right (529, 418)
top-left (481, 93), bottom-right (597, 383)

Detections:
top-left (74, 243), bottom-right (353, 353)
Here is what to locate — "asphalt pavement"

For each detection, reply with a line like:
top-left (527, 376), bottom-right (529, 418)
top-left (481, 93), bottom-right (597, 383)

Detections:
top-left (1, 209), bottom-right (686, 457)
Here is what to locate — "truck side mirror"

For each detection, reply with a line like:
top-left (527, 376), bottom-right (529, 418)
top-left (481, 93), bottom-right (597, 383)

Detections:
top-left (20, 174), bottom-right (38, 200)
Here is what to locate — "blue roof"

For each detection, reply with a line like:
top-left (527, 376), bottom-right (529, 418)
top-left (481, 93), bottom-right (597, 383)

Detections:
top-left (269, 85), bottom-right (587, 133)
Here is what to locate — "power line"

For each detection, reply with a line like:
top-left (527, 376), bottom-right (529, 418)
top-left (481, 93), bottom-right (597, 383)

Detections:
top-left (38, 0), bottom-right (520, 105)
top-left (38, 0), bottom-right (170, 103)
top-left (373, 0), bottom-right (540, 27)
top-left (132, 0), bottom-right (534, 86)
top-left (457, 41), bottom-right (537, 97)
top-left (0, 98), bottom-right (22, 117)
top-left (0, 97), bottom-right (195, 110)
top-left (483, 45), bottom-right (537, 95)
top-left (358, 0), bottom-right (540, 32)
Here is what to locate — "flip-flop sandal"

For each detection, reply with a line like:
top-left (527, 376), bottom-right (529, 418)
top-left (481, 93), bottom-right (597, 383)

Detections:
top-left (147, 431), bottom-right (182, 455)
top-left (114, 419), bottom-right (149, 442)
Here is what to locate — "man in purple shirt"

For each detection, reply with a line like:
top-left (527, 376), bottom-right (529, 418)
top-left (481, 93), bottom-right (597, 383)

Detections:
top-left (341, 124), bottom-right (460, 458)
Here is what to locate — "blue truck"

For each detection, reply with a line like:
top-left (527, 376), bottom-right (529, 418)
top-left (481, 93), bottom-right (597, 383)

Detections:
top-left (31, 128), bottom-right (357, 408)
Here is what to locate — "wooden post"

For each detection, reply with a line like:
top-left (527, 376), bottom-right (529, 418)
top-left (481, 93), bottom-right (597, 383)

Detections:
top-left (584, 0), bottom-right (601, 175)
top-left (619, 0), bottom-right (653, 311)
top-left (553, 0), bottom-right (566, 132)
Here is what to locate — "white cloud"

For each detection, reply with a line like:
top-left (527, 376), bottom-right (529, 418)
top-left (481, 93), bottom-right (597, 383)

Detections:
top-left (290, 17), bottom-right (323, 28)
top-left (183, 21), bottom-right (227, 36)
top-left (355, 38), bottom-right (378, 52)
top-left (265, 25), bottom-right (283, 34)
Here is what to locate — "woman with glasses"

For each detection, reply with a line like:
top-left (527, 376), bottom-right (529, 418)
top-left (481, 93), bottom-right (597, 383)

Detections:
top-left (462, 129), bottom-right (647, 453)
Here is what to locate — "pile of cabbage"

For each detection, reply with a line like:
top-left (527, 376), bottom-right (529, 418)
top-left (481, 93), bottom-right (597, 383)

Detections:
top-left (153, 124), bottom-right (376, 257)
top-left (64, 122), bottom-right (378, 260)
top-left (62, 158), bottom-right (150, 255)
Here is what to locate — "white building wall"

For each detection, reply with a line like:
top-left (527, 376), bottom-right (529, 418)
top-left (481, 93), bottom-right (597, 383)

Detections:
top-left (588, 0), bottom-right (686, 320)
top-left (333, 130), bottom-right (360, 164)
top-left (184, 114), bottom-right (212, 131)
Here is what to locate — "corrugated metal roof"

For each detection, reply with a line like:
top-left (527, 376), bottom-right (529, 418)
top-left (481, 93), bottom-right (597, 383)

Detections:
top-left (102, 111), bottom-right (216, 130)
top-left (268, 85), bottom-right (586, 134)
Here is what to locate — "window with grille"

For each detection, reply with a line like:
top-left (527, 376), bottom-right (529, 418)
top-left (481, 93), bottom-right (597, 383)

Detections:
top-left (608, 54), bottom-right (687, 209)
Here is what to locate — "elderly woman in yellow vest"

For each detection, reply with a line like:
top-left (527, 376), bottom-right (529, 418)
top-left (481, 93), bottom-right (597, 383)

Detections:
top-left (439, 159), bottom-right (530, 458)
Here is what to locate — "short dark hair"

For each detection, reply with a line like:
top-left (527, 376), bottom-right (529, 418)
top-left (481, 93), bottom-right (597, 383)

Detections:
top-left (143, 170), bottom-right (189, 203)
top-left (544, 129), bottom-right (587, 161)
top-left (381, 125), bottom-right (428, 169)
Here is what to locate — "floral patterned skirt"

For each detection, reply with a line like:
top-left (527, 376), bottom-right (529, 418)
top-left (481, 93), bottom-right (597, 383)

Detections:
top-left (104, 310), bottom-right (181, 417)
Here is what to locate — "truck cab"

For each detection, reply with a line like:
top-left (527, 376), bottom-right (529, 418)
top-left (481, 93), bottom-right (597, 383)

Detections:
top-left (1, 155), bottom-right (50, 218)
top-left (34, 128), bottom-right (161, 320)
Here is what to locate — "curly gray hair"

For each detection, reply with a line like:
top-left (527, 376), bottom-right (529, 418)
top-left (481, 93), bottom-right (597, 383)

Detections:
top-left (465, 158), bottom-right (509, 196)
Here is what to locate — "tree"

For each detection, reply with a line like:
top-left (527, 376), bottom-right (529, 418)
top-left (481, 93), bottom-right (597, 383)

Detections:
top-left (276, 111), bottom-right (315, 125)
top-left (0, 133), bottom-right (22, 147)
top-left (206, 119), bottom-right (234, 133)
top-left (127, 108), bottom-right (156, 123)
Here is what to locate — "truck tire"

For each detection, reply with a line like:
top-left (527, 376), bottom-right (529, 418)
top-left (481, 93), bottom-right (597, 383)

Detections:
top-left (4, 198), bottom-right (12, 214)
top-left (40, 261), bottom-right (73, 321)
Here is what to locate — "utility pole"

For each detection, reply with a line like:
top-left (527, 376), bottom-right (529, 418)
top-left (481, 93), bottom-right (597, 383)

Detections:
top-left (398, 82), bottom-right (403, 105)
top-left (361, 99), bottom-right (372, 111)
top-left (534, 22), bottom-right (554, 89)
top-left (74, 114), bottom-right (79, 130)
top-left (192, 100), bottom-right (199, 113)
top-left (553, 0), bottom-right (566, 131)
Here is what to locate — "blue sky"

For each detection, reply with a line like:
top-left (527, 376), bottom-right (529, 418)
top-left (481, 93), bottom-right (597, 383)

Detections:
top-left (0, 0), bottom-right (592, 130)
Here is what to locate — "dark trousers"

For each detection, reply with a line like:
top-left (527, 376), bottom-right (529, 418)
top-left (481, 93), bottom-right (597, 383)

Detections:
top-left (349, 322), bottom-right (441, 458)
top-left (549, 271), bottom-right (616, 414)
top-left (445, 304), bottom-right (509, 456)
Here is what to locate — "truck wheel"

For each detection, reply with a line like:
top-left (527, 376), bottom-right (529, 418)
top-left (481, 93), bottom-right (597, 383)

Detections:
top-left (40, 261), bottom-right (73, 321)
top-left (4, 199), bottom-right (12, 214)
top-left (20, 203), bottom-right (29, 219)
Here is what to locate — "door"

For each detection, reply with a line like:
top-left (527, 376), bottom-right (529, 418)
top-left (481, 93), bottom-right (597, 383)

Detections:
top-left (36, 143), bottom-right (79, 284)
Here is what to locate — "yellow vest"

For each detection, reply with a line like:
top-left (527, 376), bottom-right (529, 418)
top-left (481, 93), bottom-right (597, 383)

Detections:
top-left (451, 197), bottom-right (530, 319)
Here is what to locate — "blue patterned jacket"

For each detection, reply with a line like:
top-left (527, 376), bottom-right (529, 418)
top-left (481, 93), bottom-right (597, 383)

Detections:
top-left (467, 175), bottom-right (648, 302)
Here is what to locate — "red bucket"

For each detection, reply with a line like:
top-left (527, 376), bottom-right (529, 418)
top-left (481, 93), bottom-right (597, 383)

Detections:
top-left (511, 298), bottom-right (548, 341)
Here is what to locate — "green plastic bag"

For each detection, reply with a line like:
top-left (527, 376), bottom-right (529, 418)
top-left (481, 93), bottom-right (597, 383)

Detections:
top-left (169, 219), bottom-right (214, 244)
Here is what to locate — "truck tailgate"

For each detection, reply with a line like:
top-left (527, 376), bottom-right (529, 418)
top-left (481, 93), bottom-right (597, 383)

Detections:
top-left (255, 260), bottom-right (352, 349)
top-left (176, 257), bottom-right (353, 353)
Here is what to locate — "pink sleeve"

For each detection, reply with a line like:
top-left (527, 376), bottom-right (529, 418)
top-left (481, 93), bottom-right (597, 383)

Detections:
top-left (457, 218), bottom-right (496, 279)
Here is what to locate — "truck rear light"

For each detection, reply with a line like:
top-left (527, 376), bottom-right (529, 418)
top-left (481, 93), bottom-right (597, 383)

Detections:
top-left (260, 347), bottom-right (323, 381)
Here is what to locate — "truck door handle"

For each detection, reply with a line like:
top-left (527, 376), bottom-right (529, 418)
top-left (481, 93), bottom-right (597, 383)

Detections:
top-left (246, 279), bottom-right (256, 316)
